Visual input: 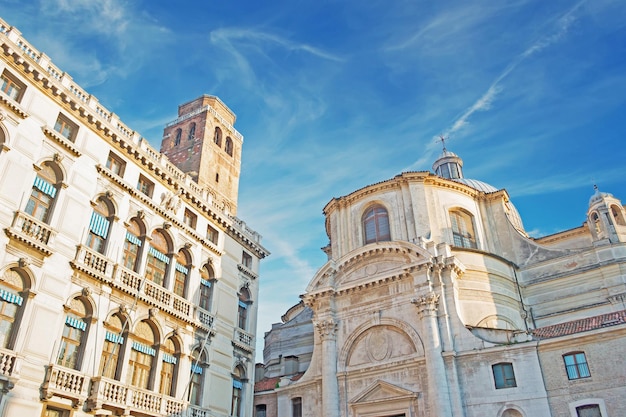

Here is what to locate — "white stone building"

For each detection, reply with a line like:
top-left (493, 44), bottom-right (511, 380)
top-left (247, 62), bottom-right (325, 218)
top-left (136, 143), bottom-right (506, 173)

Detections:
top-left (255, 148), bottom-right (626, 417)
top-left (0, 17), bottom-right (268, 417)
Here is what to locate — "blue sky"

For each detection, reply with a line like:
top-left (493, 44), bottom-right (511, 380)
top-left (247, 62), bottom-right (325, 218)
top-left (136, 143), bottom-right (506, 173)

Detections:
top-left (3, 0), bottom-right (625, 362)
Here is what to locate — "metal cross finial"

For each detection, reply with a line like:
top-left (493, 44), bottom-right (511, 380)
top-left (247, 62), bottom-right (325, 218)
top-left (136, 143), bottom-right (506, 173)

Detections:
top-left (438, 135), bottom-right (447, 151)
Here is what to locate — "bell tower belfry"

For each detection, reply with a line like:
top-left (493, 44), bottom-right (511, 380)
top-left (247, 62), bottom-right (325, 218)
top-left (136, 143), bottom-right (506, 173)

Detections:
top-left (587, 185), bottom-right (626, 244)
top-left (160, 95), bottom-right (243, 214)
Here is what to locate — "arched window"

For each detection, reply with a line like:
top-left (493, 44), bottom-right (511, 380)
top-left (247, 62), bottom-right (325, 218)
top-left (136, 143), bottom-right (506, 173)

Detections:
top-left (145, 230), bottom-right (171, 287)
top-left (99, 313), bottom-right (127, 380)
top-left (214, 127), bottom-right (222, 147)
top-left (122, 219), bottom-right (144, 272)
top-left (174, 129), bottom-right (182, 146)
top-left (189, 347), bottom-right (208, 406)
top-left (188, 123), bottom-right (196, 141)
top-left (231, 365), bottom-right (245, 417)
top-left (449, 209), bottom-right (477, 249)
top-left (362, 205), bottom-right (390, 244)
top-left (0, 268), bottom-right (28, 349)
top-left (590, 212), bottom-right (601, 234)
top-left (199, 264), bottom-right (215, 311)
top-left (57, 297), bottom-right (91, 370)
top-left (225, 137), bottom-right (233, 156)
top-left (25, 162), bottom-right (60, 223)
top-left (238, 288), bottom-right (250, 330)
top-left (128, 321), bottom-right (157, 389)
top-left (86, 197), bottom-right (114, 254)
top-left (159, 337), bottom-right (179, 396)
top-left (611, 205), bottom-right (626, 226)
top-left (173, 250), bottom-right (190, 298)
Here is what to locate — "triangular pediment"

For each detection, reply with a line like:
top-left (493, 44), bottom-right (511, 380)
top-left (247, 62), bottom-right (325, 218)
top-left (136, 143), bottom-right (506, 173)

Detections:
top-left (351, 380), bottom-right (416, 404)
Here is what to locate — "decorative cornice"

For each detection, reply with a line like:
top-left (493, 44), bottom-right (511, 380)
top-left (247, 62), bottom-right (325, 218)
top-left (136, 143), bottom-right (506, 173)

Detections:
top-left (41, 125), bottom-right (81, 157)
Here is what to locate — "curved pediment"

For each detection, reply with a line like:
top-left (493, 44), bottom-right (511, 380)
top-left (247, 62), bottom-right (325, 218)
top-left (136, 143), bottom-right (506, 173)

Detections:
top-left (306, 241), bottom-right (433, 294)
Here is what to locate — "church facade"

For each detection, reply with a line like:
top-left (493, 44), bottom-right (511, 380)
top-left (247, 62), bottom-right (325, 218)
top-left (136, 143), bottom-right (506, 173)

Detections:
top-left (0, 17), bottom-right (268, 417)
top-left (254, 149), bottom-right (626, 417)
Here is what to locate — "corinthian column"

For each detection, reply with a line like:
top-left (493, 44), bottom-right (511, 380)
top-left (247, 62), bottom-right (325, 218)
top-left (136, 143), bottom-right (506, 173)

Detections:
top-left (315, 318), bottom-right (340, 417)
top-left (413, 292), bottom-right (453, 417)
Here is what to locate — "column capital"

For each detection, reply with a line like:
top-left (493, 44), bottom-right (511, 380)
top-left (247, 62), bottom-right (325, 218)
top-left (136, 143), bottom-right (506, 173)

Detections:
top-left (314, 318), bottom-right (338, 340)
top-left (412, 292), bottom-right (440, 317)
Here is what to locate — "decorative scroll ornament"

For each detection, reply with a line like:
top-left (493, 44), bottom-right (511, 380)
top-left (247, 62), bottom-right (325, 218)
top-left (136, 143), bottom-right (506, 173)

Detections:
top-left (411, 292), bottom-right (440, 317)
top-left (315, 318), bottom-right (338, 340)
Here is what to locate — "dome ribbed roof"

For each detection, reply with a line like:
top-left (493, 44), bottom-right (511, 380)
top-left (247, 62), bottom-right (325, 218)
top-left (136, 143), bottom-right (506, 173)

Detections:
top-left (452, 178), bottom-right (499, 193)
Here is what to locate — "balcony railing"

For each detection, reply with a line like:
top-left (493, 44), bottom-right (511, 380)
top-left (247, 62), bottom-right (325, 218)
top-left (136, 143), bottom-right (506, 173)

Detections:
top-left (0, 347), bottom-right (20, 390)
top-left (41, 364), bottom-right (89, 407)
top-left (233, 328), bottom-right (254, 352)
top-left (196, 309), bottom-right (215, 332)
top-left (113, 266), bottom-right (194, 322)
top-left (71, 245), bottom-right (115, 282)
top-left (5, 211), bottom-right (56, 255)
top-left (87, 376), bottom-right (187, 416)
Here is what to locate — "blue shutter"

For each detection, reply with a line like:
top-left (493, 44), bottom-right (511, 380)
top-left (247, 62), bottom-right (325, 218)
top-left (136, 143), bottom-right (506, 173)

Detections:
top-left (0, 289), bottom-right (23, 306)
top-left (33, 176), bottom-right (57, 198)
top-left (105, 331), bottom-right (124, 344)
top-left (175, 263), bottom-right (189, 274)
top-left (125, 232), bottom-right (142, 246)
top-left (65, 315), bottom-right (87, 331)
top-left (89, 212), bottom-right (110, 238)
top-left (131, 341), bottom-right (156, 356)
top-left (148, 246), bottom-right (170, 263)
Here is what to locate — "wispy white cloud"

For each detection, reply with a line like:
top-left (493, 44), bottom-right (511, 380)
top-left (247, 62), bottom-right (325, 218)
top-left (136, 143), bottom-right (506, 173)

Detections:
top-left (210, 27), bottom-right (345, 63)
top-left (439, 0), bottom-right (588, 141)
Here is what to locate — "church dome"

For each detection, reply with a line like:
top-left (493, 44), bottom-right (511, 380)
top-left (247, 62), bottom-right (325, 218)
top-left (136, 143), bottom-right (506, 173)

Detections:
top-left (589, 186), bottom-right (613, 206)
top-left (452, 178), bottom-right (499, 193)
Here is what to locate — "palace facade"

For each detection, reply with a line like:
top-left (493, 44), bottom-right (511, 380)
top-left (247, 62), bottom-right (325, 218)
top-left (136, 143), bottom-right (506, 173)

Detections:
top-left (254, 149), bottom-right (626, 417)
top-left (0, 17), bottom-right (268, 417)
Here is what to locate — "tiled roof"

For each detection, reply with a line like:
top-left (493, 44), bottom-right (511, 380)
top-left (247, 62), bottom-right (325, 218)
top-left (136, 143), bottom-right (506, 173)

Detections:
top-left (254, 373), bottom-right (306, 392)
top-left (532, 310), bottom-right (626, 339)
top-left (254, 376), bottom-right (280, 392)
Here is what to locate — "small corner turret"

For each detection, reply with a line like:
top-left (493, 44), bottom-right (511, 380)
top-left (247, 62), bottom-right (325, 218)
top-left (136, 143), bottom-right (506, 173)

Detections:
top-left (587, 185), bottom-right (626, 244)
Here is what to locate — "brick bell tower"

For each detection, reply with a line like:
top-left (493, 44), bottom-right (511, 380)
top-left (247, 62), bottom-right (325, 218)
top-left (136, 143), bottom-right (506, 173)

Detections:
top-left (160, 95), bottom-right (243, 215)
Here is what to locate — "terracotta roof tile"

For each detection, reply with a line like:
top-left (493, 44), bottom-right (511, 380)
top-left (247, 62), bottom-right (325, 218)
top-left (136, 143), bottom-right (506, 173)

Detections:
top-left (254, 376), bottom-right (280, 392)
top-left (532, 310), bottom-right (626, 339)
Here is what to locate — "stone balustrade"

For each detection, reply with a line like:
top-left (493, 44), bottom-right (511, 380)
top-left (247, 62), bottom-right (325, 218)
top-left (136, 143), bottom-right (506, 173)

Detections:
top-left (87, 376), bottom-right (188, 416)
top-left (234, 328), bottom-right (254, 352)
top-left (5, 211), bottom-right (56, 255)
top-left (41, 364), bottom-right (89, 406)
top-left (0, 347), bottom-right (20, 385)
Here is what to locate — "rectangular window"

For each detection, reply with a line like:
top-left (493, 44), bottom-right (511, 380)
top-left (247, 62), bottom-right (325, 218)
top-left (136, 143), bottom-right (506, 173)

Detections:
top-left (292, 397), bottom-right (302, 417)
top-left (1, 70), bottom-right (25, 102)
top-left (242, 251), bottom-right (252, 269)
top-left (256, 405), bottom-right (267, 417)
top-left (207, 225), bottom-right (219, 244)
top-left (564, 352), bottom-right (591, 380)
top-left (106, 152), bottom-right (126, 177)
top-left (492, 362), bottom-right (516, 389)
top-left (183, 208), bottom-right (197, 228)
top-left (43, 405), bottom-right (71, 417)
top-left (576, 404), bottom-right (602, 417)
top-left (54, 113), bottom-right (78, 142)
top-left (137, 175), bottom-right (154, 198)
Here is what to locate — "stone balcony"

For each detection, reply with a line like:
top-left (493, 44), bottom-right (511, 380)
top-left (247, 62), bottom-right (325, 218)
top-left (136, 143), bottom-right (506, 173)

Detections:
top-left (86, 376), bottom-right (187, 416)
top-left (233, 328), bottom-right (254, 353)
top-left (4, 211), bottom-right (56, 256)
top-left (71, 245), bottom-right (194, 323)
top-left (0, 347), bottom-right (20, 391)
top-left (40, 364), bottom-right (89, 407)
